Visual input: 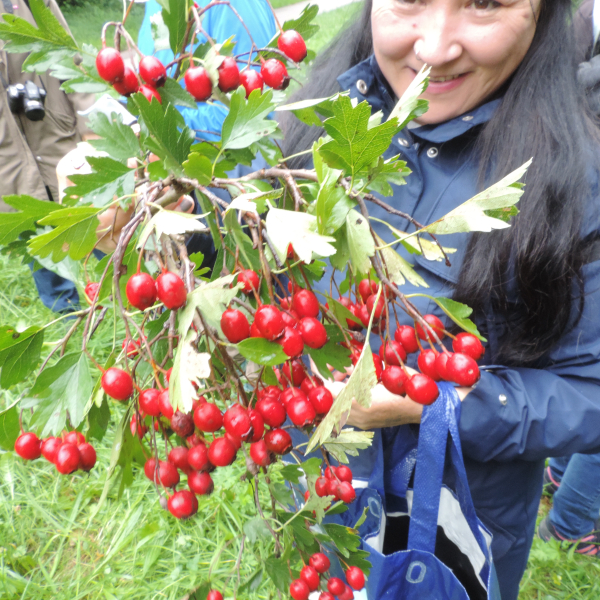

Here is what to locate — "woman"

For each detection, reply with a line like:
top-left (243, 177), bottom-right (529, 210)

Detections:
top-left (279, 1), bottom-right (600, 598)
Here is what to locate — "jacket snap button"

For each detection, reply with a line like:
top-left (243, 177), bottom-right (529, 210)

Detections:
top-left (356, 79), bottom-right (368, 95)
top-left (398, 137), bottom-right (410, 148)
top-left (427, 147), bottom-right (438, 158)
top-left (499, 394), bottom-right (508, 406)
top-left (462, 115), bottom-right (474, 122)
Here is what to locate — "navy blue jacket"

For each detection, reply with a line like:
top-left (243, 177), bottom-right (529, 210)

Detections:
top-left (336, 56), bottom-right (600, 600)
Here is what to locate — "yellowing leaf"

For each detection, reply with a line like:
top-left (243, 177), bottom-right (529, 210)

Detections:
top-left (324, 428), bottom-right (374, 464)
top-left (137, 208), bottom-right (209, 250)
top-left (375, 234), bottom-right (428, 288)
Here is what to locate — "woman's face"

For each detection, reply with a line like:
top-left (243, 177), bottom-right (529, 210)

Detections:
top-left (372, 0), bottom-right (541, 124)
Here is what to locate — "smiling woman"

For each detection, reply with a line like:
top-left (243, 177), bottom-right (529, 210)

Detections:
top-left (278, 1), bottom-right (600, 599)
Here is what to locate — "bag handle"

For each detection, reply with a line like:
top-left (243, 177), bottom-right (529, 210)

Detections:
top-left (407, 382), bottom-right (488, 555)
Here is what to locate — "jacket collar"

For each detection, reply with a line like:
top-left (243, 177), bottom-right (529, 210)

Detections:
top-left (337, 55), bottom-right (502, 144)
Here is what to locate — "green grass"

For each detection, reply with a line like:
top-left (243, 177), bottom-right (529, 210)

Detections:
top-left (269, 0), bottom-right (301, 8)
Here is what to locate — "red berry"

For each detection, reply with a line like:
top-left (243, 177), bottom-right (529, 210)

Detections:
top-left (41, 437), bottom-right (62, 463)
top-left (280, 326), bottom-right (304, 357)
top-left (280, 387), bottom-right (307, 407)
top-left (168, 490), bottom-right (197, 519)
top-left (358, 279), bottom-right (378, 303)
top-left (126, 273), bottom-right (156, 310)
top-left (78, 443), bottom-right (96, 471)
top-left (281, 359), bottom-right (306, 386)
top-left (299, 317), bottom-right (327, 349)
top-left (339, 585), bottom-right (355, 600)
top-left (165, 368), bottom-right (173, 384)
top-left (250, 322), bottom-right (261, 338)
top-left (96, 48), bottom-right (124, 84)
top-left (139, 388), bottom-right (161, 417)
top-left (169, 446), bottom-right (192, 474)
top-left (381, 340), bottom-right (407, 366)
top-left (84, 282), bottom-right (100, 305)
top-left (323, 466), bottom-right (336, 480)
top-left (220, 309), bottom-right (250, 343)
top-left (113, 66), bottom-right (139, 96)
top-left (207, 591), bottom-right (223, 600)
top-left (139, 84), bottom-right (162, 103)
top-left (250, 440), bottom-right (272, 467)
top-left (395, 325), bottom-right (419, 353)
top-left (159, 389), bottom-right (174, 419)
top-left (406, 373), bottom-right (439, 405)
top-left (357, 304), bottom-right (370, 328)
top-left (217, 56), bottom-right (240, 92)
top-left (248, 409), bottom-right (265, 442)
top-left (315, 476), bottom-right (329, 497)
top-left (447, 352), bottom-right (480, 386)
top-left (381, 366), bottom-right (408, 396)
top-left (223, 404), bottom-right (252, 440)
top-left (415, 314), bottom-right (446, 341)
top-left (319, 594), bottom-right (335, 600)
top-left (308, 386), bottom-right (334, 415)
top-left (290, 579), bottom-right (310, 600)
top-left (225, 431), bottom-right (242, 450)
top-left (373, 355), bottom-right (384, 381)
top-left (258, 385), bottom-right (282, 401)
top-left (240, 69), bottom-right (264, 97)
top-left (139, 56), bottom-right (167, 88)
top-left (264, 428), bottom-right (292, 455)
top-left (130, 413), bottom-right (147, 439)
top-left (287, 396), bottom-right (316, 427)
top-left (347, 304), bottom-right (363, 330)
top-left (281, 309), bottom-right (299, 329)
top-left (194, 403), bottom-right (223, 433)
top-left (300, 565), bottom-right (320, 591)
top-left (452, 332), bottom-right (485, 360)
top-left (55, 443), bottom-right (80, 474)
top-left (144, 458), bottom-right (158, 481)
top-left (301, 376), bottom-right (321, 395)
top-left (336, 465), bottom-right (353, 483)
top-left (238, 269), bottom-right (259, 294)
top-left (261, 58), bottom-right (290, 90)
top-left (309, 552), bottom-right (331, 574)
top-left (417, 350), bottom-right (441, 381)
top-left (187, 444), bottom-right (210, 471)
top-left (64, 431), bottom-right (85, 445)
top-left (208, 437), bottom-right (237, 467)
top-left (292, 289), bottom-right (320, 318)
top-left (122, 338), bottom-right (140, 358)
top-left (338, 481), bottom-right (356, 504)
top-left (255, 305), bottom-right (285, 341)
top-left (188, 471), bottom-right (214, 495)
top-left (102, 368), bottom-right (133, 401)
top-left (156, 272), bottom-right (187, 310)
top-left (15, 432), bottom-right (41, 460)
top-left (278, 30), bottom-right (307, 63)
top-left (255, 397), bottom-right (286, 428)
top-left (366, 294), bottom-right (385, 320)
top-left (435, 351), bottom-right (452, 381)
top-left (185, 65), bottom-right (213, 101)
top-left (158, 460), bottom-right (180, 487)
top-left (346, 566), bottom-right (365, 590)
top-left (328, 577), bottom-right (346, 596)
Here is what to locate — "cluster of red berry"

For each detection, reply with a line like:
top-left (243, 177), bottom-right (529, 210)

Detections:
top-left (309, 464), bottom-right (356, 505)
top-left (14, 431), bottom-right (97, 474)
top-left (95, 30), bottom-right (307, 104)
top-left (289, 552), bottom-right (365, 600)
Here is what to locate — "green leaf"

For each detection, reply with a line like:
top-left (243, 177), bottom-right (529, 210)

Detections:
top-left (319, 95), bottom-right (399, 177)
top-left (161, 0), bottom-right (187, 55)
top-left (137, 208), bottom-right (209, 251)
top-left (275, 93), bottom-right (342, 127)
top-left (243, 516), bottom-right (272, 544)
top-left (183, 152), bottom-right (213, 185)
top-left (281, 4), bottom-right (320, 40)
top-left (324, 428), bottom-right (374, 464)
top-left (265, 556), bottom-right (292, 593)
top-left (221, 87), bottom-right (280, 150)
top-left (0, 195), bottom-right (64, 245)
top-left (28, 353), bottom-right (95, 436)
top-left (63, 157), bottom-right (135, 207)
top-left (323, 523), bottom-right (361, 559)
top-left (28, 206), bottom-right (101, 261)
top-left (87, 112), bottom-right (141, 161)
top-left (306, 342), bottom-right (351, 381)
top-left (364, 155), bottom-right (411, 197)
top-left (407, 295), bottom-right (485, 340)
top-left (315, 154), bottom-right (355, 235)
top-left (132, 91), bottom-right (195, 174)
top-left (0, 401), bottom-right (20, 451)
top-left (87, 396), bottom-right (110, 442)
top-left (379, 222), bottom-right (457, 262)
top-left (265, 205), bottom-right (337, 265)
top-left (305, 477), bottom-right (335, 523)
top-left (0, 326), bottom-right (44, 389)
top-left (388, 65), bottom-right (430, 130)
top-left (279, 463), bottom-right (303, 484)
top-left (345, 209), bottom-right (374, 275)
top-left (375, 234), bottom-right (428, 288)
top-left (236, 338), bottom-right (287, 367)
top-left (419, 160), bottom-right (531, 236)
top-left (160, 77), bottom-right (198, 109)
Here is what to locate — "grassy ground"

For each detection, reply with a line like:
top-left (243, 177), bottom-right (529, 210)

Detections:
top-left (270, 0), bottom-right (301, 8)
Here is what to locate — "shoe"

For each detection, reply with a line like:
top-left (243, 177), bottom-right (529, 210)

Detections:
top-left (543, 465), bottom-right (561, 496)
top-left (538, 515), bottom-right (600, 556)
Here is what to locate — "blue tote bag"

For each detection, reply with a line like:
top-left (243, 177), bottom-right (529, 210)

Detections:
top-left (331, 383), bottom-right (501, 600)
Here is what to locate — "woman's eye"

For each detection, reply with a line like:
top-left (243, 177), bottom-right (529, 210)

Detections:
top-left (470, 0), bottom-right (500, 9)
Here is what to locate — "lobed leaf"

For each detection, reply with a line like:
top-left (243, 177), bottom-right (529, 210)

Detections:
top-left (0, 326), bottom-right (44, 389)
top-left (323, 428), bottom-right (374, 464)
top-left (87, 112), bottom-right (141, 161)
top-left (236, 338), bottom-right (288, 367)
top-left (388, 65), bottom-right (430, 130)
top-left (0, 195), bottom-right (64, 245)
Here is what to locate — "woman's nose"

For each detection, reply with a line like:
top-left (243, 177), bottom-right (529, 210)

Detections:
top-left (413, 7), bottom-right (462, 66)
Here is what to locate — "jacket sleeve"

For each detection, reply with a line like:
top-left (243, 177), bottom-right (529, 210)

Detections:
top-left (459, 258), bottom-right (600, 462)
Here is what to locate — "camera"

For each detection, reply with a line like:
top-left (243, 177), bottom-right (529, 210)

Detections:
top-left (7, 81), bottom-right (47, 122)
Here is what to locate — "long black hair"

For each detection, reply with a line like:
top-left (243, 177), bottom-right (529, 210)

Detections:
top-left (280, 0), bottom-right (599, 366)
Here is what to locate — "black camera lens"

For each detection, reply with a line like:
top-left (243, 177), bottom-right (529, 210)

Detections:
top-left (22, 81), bottom-right (46, 121)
